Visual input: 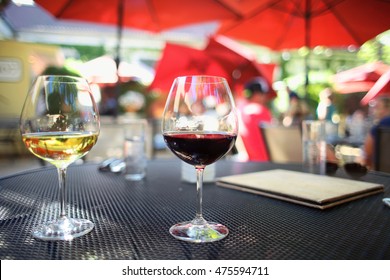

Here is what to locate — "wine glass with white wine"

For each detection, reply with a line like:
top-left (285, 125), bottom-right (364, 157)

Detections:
top-left (20, 75), bottom-right (100, 241)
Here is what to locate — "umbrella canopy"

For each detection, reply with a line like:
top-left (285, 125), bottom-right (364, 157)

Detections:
top-left (218, 0), bottom-right (390, 50)
top-left (149, 39), bottom-right (276, 97)
top-left (217, 0), bottom-right (390, 91)
top-left (332, 62), bottom-right (390, 94)
top-left (35, 0), bottom-right (247, 67)
top-left (35, 0), bottom-right (244, 32)
top-left (361, 70), bottom-right (390, 105)
top-left (204, 35), bottom-right (276, 97)
top-left (149, 43), bottom-right (229, 92)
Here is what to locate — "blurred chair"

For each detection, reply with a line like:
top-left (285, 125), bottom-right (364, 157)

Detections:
top-left (375, 127), bottom-right (390, 173)
top-left (260, 124), bottom-right (303, 163)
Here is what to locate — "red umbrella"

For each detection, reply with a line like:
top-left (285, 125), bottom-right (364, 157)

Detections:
top-left (35, 0), bottom-right (243, 32)
top-left (149, 39), bottom-right (276, 97)
top-left (332, 81), bottom-right (377, 95)
top-left (361, 70), bottom-right (390, 105)
top-left (204, 35), bottom-right (277, 97)
top-left (332, 62), bottom-right (390, 94)
top-left (149, 43), bottom-right (229, 92)
top-left (218, 0), bottom-right (390, 50)
top-left (217, 0), bottom-right (390, 90)
top-left (35, 0), bottom-right (246, 67)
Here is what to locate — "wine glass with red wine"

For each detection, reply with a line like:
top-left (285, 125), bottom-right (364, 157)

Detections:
top-left (162, 76), bottom-right (238, 243)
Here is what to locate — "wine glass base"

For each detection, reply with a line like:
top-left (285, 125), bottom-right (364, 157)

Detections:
top-left (169, 220), bottom-right (228, 243)
top-left (32, 217), bottom-right (94, 241)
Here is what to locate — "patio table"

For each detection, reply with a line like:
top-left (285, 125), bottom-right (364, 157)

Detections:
top-left (0, 159), bottom-right (389, 260)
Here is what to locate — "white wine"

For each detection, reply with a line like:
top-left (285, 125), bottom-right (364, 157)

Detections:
top-left (22, 131), bottom-right (98, 168)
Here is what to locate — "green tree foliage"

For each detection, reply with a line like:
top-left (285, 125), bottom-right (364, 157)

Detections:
top-left (41, 65), bottom-right (81, 77)
top-left (358, 40), bottom-right (390, 63)
top-left (62, 45), bottom-right (106, 62)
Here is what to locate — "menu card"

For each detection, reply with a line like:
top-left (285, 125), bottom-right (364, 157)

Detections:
top-left (216, 169), bottom-right (384, 209)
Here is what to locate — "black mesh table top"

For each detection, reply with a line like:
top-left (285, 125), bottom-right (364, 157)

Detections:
top-left (0, 159), bottom-right (389, 260)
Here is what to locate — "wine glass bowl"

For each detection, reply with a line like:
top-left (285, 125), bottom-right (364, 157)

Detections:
top-left (162, 76), bottom-right (238, 243)
top-left (20, 75), bottom-right (100, 241)
top-left (343, 162), bottom-right (368, 178)
top-left (327, 145), bottom-right (368, 178)
top-left (326, 161), bottom-right (368, 178)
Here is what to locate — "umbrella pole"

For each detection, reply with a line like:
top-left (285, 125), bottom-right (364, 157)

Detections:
top-left (304, 0), bottom-right (311, 97)
top-left (304, 51), bottom-right (310, 96)
top-left (115, 0), bottom-right (124, 70)
top-left (114, 0), bottom-right (124, 118)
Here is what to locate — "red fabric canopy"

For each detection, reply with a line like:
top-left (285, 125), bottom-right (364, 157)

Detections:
top-left (149, 43), bottom-right (229, 92)
top-left (332, 62), bottom-right (390, 94)
top-left (361, 70), bottom-right (390, 105)
top-left (149, 39), bottom-right (276, 98)
top-left (35, 0), bottom-right (246, 32)
top-left (35, 0), bottom-right (250, 70)
top-left (218, 0), bottom-right (390, 50)
top-left (204, 35), bottom-right (276, 97)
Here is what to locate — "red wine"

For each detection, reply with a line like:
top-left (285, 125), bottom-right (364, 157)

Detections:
top-left (163, 133), bottom-right (236, 166)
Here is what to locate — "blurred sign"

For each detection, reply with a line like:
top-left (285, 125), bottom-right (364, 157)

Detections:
top-left (0, 58), bottom-right (22, 82)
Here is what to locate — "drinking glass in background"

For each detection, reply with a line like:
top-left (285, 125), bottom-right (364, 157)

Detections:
top-left (20, 75), bottom-right (100, 241)
top-left (326, 145), bottom-right (368, 178)
top-left (302, 120), bottom-right (326, 175)
top-left (162, 75), bottom-right (238, 243)
top-left (123, 119), bottom-right (148, 181)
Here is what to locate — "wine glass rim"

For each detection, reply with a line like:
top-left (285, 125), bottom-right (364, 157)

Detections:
top-left (175, 75), bottom-right (228, 83)
top-left (37, 75), bottom-right (87, 83)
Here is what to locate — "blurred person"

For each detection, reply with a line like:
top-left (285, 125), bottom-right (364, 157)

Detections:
top-left (343, 94), bottom-right (369, 141)
top-left (345, 108), bottom-right (367, 143)
top-left (317, 87), bottom-right (340, 144)
top-left (237, 77), bottom-right (272, 161)
top-left (282, 87), bottom-right (310, 127)
top-left (363, 97), bottom-right (390, 169)
top-left (317, 87), bottom-right (336, 122)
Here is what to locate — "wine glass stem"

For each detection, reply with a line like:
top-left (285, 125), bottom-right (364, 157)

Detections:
top-left (57, 167), bottom-right (67, 218)
top-left (195, 167), bottom-right (205, 223)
